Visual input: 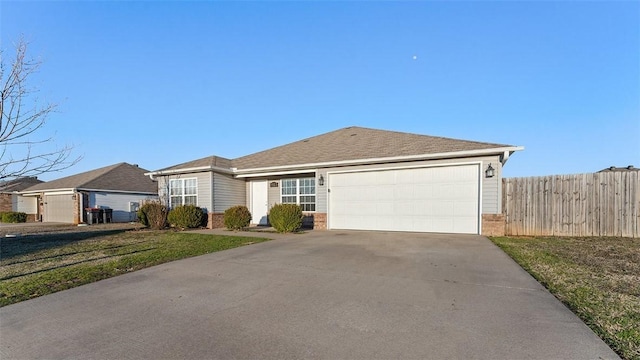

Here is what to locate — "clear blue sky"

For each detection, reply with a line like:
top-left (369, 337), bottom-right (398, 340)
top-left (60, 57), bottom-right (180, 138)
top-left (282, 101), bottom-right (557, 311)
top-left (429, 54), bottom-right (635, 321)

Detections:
top-left (2, 1), bottom-right (638, 181)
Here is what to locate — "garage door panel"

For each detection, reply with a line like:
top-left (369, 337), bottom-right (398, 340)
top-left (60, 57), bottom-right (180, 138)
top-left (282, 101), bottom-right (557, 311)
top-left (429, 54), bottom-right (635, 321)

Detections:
top-left (329, 165), bottom-right (480, 234)
top-left (394, 185), bottom-right (414, 200)
top-left (44, 194), bottom-right (75, 223)
top-left (456, 201), bottom-right (480, 216)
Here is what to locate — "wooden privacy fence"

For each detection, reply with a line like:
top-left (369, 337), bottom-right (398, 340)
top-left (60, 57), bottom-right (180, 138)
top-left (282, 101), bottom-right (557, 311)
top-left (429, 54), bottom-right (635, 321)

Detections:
top-left (503, 171), bottom-right (639, 238)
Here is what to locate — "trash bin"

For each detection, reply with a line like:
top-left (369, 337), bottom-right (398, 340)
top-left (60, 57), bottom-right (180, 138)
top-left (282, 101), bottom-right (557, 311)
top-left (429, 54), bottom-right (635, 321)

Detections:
top-left (85, 208), bottom-right (100, 224)
top-left (103, 209), bottom-right (113, 223)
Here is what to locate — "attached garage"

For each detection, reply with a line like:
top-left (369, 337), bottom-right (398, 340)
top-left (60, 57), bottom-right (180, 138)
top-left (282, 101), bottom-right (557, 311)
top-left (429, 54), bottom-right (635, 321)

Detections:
top-left (328, 164), bottom-right (480, 234)
top-left (43, 194), bottom-right (75, 223)
top-left (19, 163), bottom-right (158, 224)
top-left (148, 126), bottom-right (522, 234)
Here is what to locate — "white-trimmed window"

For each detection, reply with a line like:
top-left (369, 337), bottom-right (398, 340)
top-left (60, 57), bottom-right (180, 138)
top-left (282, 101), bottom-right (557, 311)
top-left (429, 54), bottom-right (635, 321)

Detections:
top-left (281, 178), bottom-right (315, 211)
top-left (169, 178), bottom-right (197, 208)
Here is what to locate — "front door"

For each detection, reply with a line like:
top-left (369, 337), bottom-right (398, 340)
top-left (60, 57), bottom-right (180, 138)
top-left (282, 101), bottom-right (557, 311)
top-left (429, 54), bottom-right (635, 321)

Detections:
top-left (251, 180), bottom-right (268, 225)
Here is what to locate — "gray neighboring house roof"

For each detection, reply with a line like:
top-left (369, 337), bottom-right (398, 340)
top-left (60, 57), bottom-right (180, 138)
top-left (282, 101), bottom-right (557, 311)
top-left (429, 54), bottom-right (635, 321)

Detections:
top-left (21, 163), bottom-right (157, 194)
top-left (0, 177), bottom-right (44, 193)
top-left (598, 165), bottom-right (639, 172)
top-left (150, 126), bottom-right (520, 176)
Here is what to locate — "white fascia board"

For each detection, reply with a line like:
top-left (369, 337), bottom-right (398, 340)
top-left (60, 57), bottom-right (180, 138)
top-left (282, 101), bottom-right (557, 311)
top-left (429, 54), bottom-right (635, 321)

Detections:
top-left (235, 169), bottom-right (316, 179)
top-left (145, 165), bottom-right (234, 179)
top-left (20, 188), bottom-right (158, 196)
top-left (19, 188), bottom-right (75, 195)
top-left (76, 188), bottom-right (159, 195)
top-left (235, 146), bottom-right (524, 176)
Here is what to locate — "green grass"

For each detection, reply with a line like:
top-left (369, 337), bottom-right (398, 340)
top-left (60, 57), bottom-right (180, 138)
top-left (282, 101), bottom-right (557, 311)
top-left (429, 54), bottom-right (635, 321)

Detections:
top-left (0, 229), bottom-right (268, 307)
top-left (491, 236), bottom-right (640, 360)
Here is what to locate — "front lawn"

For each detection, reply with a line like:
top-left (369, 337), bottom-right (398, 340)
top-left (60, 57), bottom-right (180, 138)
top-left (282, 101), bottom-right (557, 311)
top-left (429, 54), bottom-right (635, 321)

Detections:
top-left (491, 236), bottom-right (639, 360)
top-left (0, 228), bottom-right (269, 307)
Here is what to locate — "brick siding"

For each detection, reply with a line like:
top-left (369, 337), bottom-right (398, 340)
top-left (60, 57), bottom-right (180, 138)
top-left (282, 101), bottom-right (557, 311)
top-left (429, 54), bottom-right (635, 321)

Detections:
top-left (313, 212), bottom-right (327, 230)
top-left (0, 194), bottom-right (12, 212)
top-left (481, 214), bottom-right (505, 236)
top-left (208, 212), bottom-right (225, 229)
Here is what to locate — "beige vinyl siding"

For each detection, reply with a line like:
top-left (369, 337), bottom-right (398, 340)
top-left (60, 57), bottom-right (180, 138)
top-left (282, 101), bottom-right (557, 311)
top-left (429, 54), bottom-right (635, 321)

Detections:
top-left (316, 169), bottom-right (328, 213)
top-left (267, 182), bottom-right (280, 210)
top-left (212, 173), bottom-right (245, 212)
top-left (158, 172), bottom-right (212, 211)
top-left (245, 182), bottom-right (251, 209)
top-left (481, 156), bottom-right (502, 214)
top-left (156, 176), bottom-right (168, 206)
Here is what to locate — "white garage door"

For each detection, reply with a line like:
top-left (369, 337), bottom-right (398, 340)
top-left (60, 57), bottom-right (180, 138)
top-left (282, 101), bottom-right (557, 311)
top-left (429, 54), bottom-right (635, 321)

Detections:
top-left (328, 164), bottom-right (480, 234)
top-left (44, 194), bottom-right (75, 223)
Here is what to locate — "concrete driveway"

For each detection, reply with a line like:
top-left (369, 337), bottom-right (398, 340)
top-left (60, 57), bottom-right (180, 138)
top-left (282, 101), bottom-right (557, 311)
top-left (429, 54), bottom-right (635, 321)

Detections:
top-left (0, 230), bottom-right (618, 359)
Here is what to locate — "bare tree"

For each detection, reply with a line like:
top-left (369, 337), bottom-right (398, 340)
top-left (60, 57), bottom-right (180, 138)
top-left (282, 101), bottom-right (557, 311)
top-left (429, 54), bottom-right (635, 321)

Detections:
top-left (0, 37), bottom-right (80, 180)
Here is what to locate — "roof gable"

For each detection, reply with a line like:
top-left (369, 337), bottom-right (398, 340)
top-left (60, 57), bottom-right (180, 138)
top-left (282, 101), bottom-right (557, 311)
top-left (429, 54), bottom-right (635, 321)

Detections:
top-left (231, 126), bottom-right (513, 170)
top-left (22, 163), bottom-right (157, 193)
top-left (151, 126), bottom-right (518, 174)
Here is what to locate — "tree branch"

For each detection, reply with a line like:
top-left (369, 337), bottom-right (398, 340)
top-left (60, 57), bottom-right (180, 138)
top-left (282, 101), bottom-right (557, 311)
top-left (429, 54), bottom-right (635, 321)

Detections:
top-left (0, 36), bottom-right (81, 180)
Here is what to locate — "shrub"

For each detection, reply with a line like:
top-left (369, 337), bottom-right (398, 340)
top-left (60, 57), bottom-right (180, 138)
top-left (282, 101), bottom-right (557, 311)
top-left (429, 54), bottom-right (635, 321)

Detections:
top-left (1, 211), bottom-right (27, 223)
top-left (268, 204), bottom-right (303, 233)
top-left (137, 209), bottom-right (148, 226)
top-left (224, 205), bottom-right (252, 230)
top-left (137, 201), bottom-right (168, 230)
top-left (168, 205), bottom-right (205, 229)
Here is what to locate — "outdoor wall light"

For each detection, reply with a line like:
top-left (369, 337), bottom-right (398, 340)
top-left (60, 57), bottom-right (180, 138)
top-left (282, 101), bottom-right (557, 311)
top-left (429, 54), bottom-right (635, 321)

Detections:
top-left (318, 175), bottom-right (325, 186)
top-left (485, 163), bottom-right (495, 178)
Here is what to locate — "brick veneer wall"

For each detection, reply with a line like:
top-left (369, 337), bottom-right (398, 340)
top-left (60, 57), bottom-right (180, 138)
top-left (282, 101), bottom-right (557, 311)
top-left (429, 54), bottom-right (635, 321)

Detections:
top-left (208, 212), bottom-right (225, 229)
top-left (73, 195), bottom-right (82, 224)
top-left (481, 214), bottom-right (505, 236)
top-left (313, 213), bottom-right (327, 230)
top-left (0, 194), bottom-right (12, 212)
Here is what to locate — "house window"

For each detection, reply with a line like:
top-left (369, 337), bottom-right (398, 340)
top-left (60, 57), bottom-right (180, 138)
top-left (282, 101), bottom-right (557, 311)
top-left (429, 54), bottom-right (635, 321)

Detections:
top-left (169, 178), bottom-right (197, 208)
top-left (281, 178), bottom-right (315, 211)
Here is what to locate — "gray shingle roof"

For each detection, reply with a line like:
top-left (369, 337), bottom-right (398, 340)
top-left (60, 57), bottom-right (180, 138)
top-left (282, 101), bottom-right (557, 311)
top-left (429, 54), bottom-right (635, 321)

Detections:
top-left (22, 163), bottom-right (157, 194)
top-left (0, 177), bottom-right (44, 193)
top-left (152, 126), bottom-right (516, 173)
top-left (598, 165), bottom-right (639, 172)
top-left (231, 126), bottom-right (513, 169)
top-left (158, 156), bottom-right (232, 172)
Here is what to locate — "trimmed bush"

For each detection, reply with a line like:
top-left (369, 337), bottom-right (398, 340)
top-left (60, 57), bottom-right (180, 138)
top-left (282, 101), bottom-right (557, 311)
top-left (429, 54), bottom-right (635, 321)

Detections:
top-left (168, 205), bottom-right (205, 229)
top-left (1, 211), bottom-right (27, 223)
top-left (224, 205), bottom-right (252, 230)
top-left (137, 201), bottom-right (168, 230)
top-left (268, 204), bottom-right (303, 233)
top-left (137, 209), bottom-right (148, 226)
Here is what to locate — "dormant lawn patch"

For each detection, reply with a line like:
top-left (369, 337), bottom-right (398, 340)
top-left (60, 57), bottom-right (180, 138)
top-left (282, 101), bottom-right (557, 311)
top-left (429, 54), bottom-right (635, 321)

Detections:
top-left (0, 226), bottom-right (268, 307)
top-left (491, 236), bottom-right (639, 360)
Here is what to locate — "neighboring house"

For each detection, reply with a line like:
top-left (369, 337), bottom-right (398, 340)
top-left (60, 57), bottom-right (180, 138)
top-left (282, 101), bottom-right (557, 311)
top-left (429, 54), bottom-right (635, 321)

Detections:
top-left (20, 163), bottom-right (158, 224)
top-left (598, 165), bottom-right (638, 172)
top-left (147, 126), bottom-right (523, 235)
top-left (0, 177), bottom-right (45, 221)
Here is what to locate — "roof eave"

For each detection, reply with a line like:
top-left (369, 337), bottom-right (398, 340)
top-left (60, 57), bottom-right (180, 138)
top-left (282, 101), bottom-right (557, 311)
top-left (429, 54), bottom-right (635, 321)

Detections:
top-left (76, 188), bottom-right (158, 195)
top-left (145, 165), bottom-right (234, 179)
top-left (235, 146), bottom-right (524, 177)
top-left (19, 188), bottom-right (76, 195)
top-left (19, 187), bottom-right (158, 196)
